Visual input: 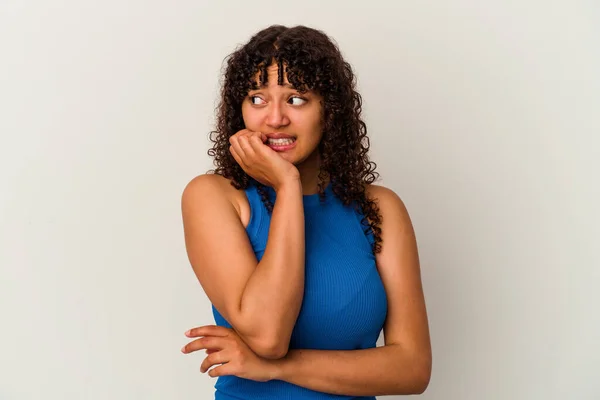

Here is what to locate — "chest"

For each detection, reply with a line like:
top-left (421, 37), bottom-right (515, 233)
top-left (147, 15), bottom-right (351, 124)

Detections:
top-left (254, 208), bottom-right (388, 350)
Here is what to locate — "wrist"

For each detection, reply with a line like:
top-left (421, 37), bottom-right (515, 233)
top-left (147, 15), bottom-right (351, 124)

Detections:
top-left (274, 177), bottom-right (302, 195)
top-left (266, 351), bottom-right (293, 381)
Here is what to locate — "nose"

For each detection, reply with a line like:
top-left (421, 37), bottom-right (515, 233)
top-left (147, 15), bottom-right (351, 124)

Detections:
top-left (265, 102), bottom-right (290, 128)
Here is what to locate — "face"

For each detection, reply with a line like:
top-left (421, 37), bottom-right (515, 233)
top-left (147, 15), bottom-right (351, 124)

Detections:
top-left (241, 63), bottom-right (323, 166)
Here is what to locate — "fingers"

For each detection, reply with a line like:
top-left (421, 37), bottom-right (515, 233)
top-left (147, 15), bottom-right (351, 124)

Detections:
top-left (207, 362), bottom-right (233, 378)
top-left (229, 143), bottom-right (248, 170)
top-left (238, 135), bottom-right (257, 159)
top-left (230, 135), bottom-right (247, 159)
top-left (182, 325), bottom-right (233, 354)
top-left (181, 325), bottom-right (242, 378)
top-left (248, 130), bottom-right (267, 143)
top-left (232, 132), bottom-right (259, 159)
top-left (185, 325), bottom-right (231, 338)
top-left (248, 134), bottom-right (268, 154)
top-left (237, 129), bottom-right (266, 143)
top-left (228, 129), bottom-right (276, 184)
top-left (248, 135), bottom-right (281, 164)
top-left (200, 350), bottom-right (229, 373)
top-left (181, 336), bottom-right (226, 354)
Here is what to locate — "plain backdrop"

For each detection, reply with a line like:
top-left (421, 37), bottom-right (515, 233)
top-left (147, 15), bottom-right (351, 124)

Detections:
top-left (1, 1), bottom-right (599, 399)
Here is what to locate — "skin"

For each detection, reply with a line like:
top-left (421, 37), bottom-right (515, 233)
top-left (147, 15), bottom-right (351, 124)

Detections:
top-left (181, 63), bottom-right (432, 395)
top-left (240, 63), bottom-right (326, 193)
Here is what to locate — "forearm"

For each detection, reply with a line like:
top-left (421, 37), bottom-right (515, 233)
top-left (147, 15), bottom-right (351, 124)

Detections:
top-left (270, 345), bottom-right (431, 396)
top-left (239, 180), bottom-right (305, 355)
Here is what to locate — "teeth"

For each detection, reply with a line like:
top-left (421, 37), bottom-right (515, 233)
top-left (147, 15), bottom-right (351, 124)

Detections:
top-left (268, 138), bottom-right (295, 145)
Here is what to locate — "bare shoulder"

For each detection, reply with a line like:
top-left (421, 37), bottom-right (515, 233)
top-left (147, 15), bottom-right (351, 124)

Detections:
top-left (365, 182), bottom-right (399, 201)
top-left (365, 183), bottom-right (413, 228)
top-left (182, 173), bottom-right (231, 198)
top-left (181, 173), bottom-right (249, 227)
top-left (365, 183), bottom-right (417, 261)
top-left (182, 173), bottom-right (231, 209)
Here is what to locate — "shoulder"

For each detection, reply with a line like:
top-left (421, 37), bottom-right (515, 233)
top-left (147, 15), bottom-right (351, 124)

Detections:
top-left (365, 183), bottom-right (398, 202)
top-left (365, 183), bottom-right (415, 239)
top-left (181, 174), bottom-right (249, 226)
top-left (182, 173), bottom-right (231, 202)
top-left (365, 183), bottom-right (411, 221)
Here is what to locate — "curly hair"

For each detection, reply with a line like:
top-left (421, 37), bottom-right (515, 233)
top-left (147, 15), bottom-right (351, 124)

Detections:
top-left (207, 24), bottom-right (383, 254)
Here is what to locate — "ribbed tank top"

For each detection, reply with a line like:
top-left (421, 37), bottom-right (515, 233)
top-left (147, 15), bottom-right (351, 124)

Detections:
top-left (211, 181), bottom-right (388, 400)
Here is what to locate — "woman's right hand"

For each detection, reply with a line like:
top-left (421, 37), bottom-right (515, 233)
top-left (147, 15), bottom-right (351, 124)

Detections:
top-left (229, 129), bottom-right (300, 191)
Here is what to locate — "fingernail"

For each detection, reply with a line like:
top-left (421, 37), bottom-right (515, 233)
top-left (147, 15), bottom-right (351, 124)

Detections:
top-left (185, 330), bottom-right (190, 336)
top-left (181, 346), bottom-right (186, 353)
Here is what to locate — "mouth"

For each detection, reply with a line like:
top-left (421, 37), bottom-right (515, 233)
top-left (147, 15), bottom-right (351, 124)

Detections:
top-left (266, 137), bottom-right (297, 152)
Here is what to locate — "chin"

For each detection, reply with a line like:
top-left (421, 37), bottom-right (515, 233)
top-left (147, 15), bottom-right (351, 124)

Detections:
top-left (277, 151), bottom-right (298, 162)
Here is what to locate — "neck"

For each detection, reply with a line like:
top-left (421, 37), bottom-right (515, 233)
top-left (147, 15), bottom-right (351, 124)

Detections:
top-left (295, 150), bottom-right (329, 195)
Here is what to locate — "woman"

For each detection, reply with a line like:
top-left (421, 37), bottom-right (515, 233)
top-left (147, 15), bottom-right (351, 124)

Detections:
top-left (180, 24), bottom-right (431, 399)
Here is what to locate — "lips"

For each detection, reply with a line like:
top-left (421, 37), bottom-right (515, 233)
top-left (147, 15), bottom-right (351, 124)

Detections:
top-left (266, 133), bottom-right (296, 140)
top-left (266, 137), bottom-right (297, 152)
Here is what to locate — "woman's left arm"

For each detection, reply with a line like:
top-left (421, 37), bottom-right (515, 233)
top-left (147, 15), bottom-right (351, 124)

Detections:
top-left (270, 185), bottom-right (432, 396)
top-left (271, 345), bottom-right (428, 396)
top-left (183, 185), bottom-right (431, 396)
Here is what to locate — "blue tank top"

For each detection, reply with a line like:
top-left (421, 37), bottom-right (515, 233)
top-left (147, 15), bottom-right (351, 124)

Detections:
top-left (211, 181), bottom-right (388, 400)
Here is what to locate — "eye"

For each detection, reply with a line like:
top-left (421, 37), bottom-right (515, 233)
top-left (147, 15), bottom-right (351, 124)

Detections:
top-left (249, 95), bottom-right (266, 105)
top-left (288, 96), bottom-right (307, 106)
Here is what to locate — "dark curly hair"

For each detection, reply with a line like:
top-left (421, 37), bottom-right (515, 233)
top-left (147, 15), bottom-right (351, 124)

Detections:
top-left (207, 24), bottom-right (383, 254)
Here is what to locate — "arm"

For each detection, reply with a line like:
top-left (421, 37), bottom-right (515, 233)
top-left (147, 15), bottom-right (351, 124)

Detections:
top-left (270, 185), bottom-right (431, 395)
top-left (181, 174), bottom-right (305, 359)
top-left (271, 346), bottom-right (428, 396)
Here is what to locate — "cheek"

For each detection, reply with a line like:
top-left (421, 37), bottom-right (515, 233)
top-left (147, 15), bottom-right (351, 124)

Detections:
top-left (308, 116), bottom-right (323, 142)
top-left (311, 105), bottom-right (324, 139)
top-left (294, 108), bottom-right (322, 138)
top-left (241, 104), bottom-right (261, 129)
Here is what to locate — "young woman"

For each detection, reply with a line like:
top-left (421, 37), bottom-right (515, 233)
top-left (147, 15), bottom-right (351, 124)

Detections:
top-left (181, 24), bottom-right (432, 399)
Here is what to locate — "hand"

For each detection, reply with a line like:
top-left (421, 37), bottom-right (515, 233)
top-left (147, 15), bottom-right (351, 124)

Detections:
top-left (229, 129), bottom-right (300, 191)
top-left (181, 325), bottom-right (277, 382)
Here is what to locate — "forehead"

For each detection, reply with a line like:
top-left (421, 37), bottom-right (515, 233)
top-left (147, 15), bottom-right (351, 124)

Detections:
top-left (251, 63), bottom-right (293, 89)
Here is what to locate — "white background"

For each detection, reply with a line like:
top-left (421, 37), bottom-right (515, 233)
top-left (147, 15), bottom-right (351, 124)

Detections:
top-left (1, 1), bottom-right (599, 399)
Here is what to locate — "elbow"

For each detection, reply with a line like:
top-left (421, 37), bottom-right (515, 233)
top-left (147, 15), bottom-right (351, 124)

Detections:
top-left (232, 314), bottom-right (291, 359)
top-left (393, 351), bottom-right (431, 395)
top-left (411, 354), bottom-right (432, 394)
top-left (413, 372), bottom-right (431, 395)
top-left (249, 336), bottom-right (289, 360)
top-left (258, 344), bottom-right (289, 360)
